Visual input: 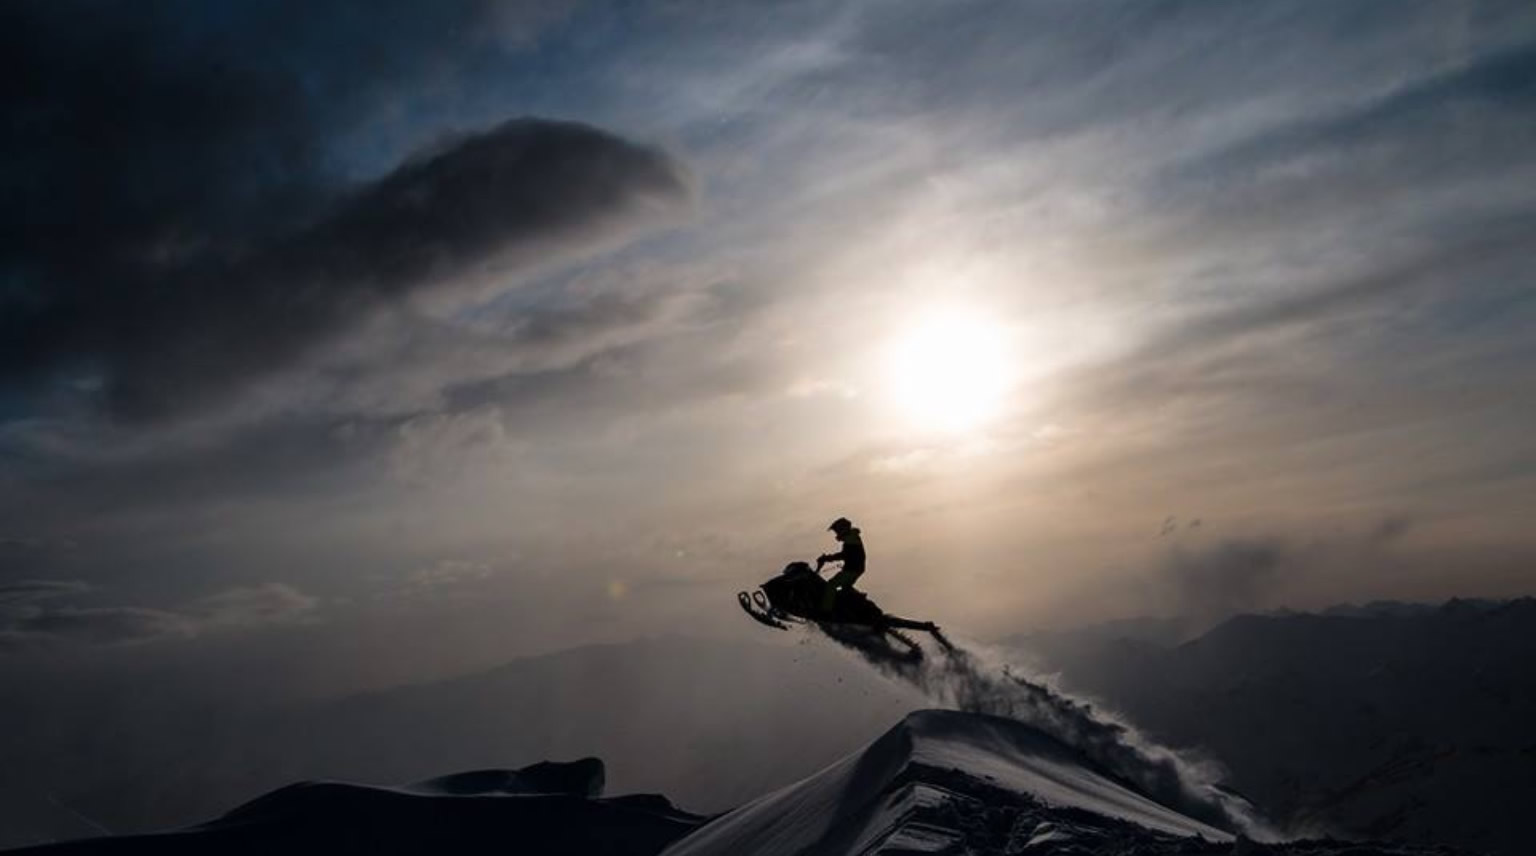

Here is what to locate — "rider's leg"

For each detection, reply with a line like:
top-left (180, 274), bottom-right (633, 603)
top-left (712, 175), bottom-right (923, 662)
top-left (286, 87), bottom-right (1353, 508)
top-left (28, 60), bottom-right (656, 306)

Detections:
top-left (821, 567), bottom-right (862, 611)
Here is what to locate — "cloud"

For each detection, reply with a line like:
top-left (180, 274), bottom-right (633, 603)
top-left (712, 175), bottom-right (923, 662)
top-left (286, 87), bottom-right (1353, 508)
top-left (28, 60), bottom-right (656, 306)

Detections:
top-left (0, 579), bottom-right (92, 604)
top-left (408, 560), bottom-right (495, 588)
top-left (187, 583), bottom-right (320, 627)
top-left (1136, 38), bottom-right (1536, 261)
top-left (0, 607), bottom-right (194, 650)
top-left (1157, 536), bottom-right (1290, 618)
top-left (0, 537), bottom-right (81, 581)
top-left (1177, 40), bottom-right (1536, 184)
top-left (1066, 218), bottom-right (1536, 421)
top-left (1149, 518), bottom-right (1418, 618)
top-left (376, 560), bottom-right (500, 601)
top-left (0, 581), bottom-right (319, 652)
top-left (0, 2), bottom-right (694, 423)
top-left (0, 0), bottom-right (572, 273)
top-left (317, 283), bottom-right (719, 420)
top-left (2, 118), bottom-right (692, 422)
top-left (0, 278), bottom-right (739, 520)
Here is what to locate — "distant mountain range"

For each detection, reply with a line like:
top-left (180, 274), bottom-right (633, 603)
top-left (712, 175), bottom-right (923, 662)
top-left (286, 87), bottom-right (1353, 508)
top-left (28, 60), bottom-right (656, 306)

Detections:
top-left (1007, 597), bottom-right (1536, 856)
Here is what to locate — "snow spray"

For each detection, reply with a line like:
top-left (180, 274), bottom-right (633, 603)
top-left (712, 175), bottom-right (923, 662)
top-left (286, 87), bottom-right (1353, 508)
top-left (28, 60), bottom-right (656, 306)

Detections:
top-left (815, 625), bottom-right (1271, 837)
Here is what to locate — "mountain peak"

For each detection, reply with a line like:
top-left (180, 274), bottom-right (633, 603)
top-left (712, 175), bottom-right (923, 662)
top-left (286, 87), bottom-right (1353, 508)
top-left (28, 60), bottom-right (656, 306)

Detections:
top-left (662, 709), bottom-right (1232, 856)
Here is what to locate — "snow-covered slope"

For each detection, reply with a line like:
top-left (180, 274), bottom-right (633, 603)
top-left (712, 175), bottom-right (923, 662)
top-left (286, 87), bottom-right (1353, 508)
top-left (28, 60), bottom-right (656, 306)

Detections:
top-left (663, 709), bottom-right (1231, 856)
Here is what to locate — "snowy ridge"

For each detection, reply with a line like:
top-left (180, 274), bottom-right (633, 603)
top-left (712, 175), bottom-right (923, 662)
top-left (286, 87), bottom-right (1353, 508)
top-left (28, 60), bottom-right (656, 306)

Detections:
top-left (816, 626), bottom-right (1260, 834)
top-left (662, 709), bottom-right (1231, 856)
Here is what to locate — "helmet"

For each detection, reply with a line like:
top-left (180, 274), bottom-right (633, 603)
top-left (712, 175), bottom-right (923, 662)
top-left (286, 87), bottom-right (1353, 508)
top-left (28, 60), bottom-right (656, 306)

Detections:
top-left (828, 517), bottom-right (854, 534)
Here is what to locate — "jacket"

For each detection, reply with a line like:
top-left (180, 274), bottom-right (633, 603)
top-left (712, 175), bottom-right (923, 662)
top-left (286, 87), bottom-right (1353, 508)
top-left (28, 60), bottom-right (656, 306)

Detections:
top-left (822, 528), bottom-right (866, 575)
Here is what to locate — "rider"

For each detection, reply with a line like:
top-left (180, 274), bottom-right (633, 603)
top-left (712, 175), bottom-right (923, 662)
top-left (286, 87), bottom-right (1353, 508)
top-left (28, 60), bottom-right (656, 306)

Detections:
top-left (817, 516), bottom-right (866, 611)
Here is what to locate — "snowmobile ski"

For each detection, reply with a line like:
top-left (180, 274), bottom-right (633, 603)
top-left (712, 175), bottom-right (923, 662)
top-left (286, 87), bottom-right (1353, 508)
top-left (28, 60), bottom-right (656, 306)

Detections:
top-left (738, 590), bottom-right (789, 630)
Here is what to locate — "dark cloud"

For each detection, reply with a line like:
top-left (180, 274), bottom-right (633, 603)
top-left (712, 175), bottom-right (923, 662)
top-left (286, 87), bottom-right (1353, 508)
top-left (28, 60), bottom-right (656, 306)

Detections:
top-left (1158, 536), bottom-right (1289, 618)
top-left (3, 118), bottom-right (691, 422)
top-left (1, 2), bottom-right (692, 422)
top-left (0, 0), bottom-right (569, 268)
top-left (0, 607), bottom-right (193, 650)
top-left (1151, 518), bottom-right (1419, 618)
top-left (3, 419), bottom-right (386, 532)
top-left (0, 579), bottom-right (92, 604)
top-left (0, 582), bottom-right (318, 652)
top-left (0, 286), bottom-right (733, 530)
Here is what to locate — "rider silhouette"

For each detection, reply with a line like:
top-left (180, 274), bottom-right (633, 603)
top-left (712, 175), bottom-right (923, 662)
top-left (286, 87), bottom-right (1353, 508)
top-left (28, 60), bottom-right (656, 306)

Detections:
top-left (817, 516), bottom-right (865, 611)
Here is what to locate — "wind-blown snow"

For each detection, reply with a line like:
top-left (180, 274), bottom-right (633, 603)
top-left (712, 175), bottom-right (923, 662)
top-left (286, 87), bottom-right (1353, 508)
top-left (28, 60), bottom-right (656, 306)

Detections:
top-left (903, 713), bottom-right (1225, 837)
top-left (814, 625), bottom-right (1265, 836)
top-left (662, 709), bottom-right (1231, 856)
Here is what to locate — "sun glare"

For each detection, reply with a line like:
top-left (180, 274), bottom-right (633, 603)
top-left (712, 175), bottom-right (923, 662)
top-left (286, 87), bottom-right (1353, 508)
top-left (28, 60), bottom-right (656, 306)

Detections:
top-left (884, 308), bottom-right (1014, 434)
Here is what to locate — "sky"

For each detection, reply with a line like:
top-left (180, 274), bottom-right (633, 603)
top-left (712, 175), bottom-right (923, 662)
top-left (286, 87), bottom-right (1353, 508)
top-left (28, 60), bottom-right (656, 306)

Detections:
top-left (3, 0), bottom-right (1536, 675)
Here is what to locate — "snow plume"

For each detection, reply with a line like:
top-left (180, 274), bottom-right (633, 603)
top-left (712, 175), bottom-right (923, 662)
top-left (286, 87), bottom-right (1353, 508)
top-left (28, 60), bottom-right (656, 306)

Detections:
top-left (816, 625), bottom-right (1269, 837)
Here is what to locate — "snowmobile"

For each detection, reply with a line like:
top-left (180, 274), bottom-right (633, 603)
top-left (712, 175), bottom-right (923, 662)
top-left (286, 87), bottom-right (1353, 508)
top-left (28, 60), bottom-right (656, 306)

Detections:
top-left (738, 561), bottom-right (952, 658)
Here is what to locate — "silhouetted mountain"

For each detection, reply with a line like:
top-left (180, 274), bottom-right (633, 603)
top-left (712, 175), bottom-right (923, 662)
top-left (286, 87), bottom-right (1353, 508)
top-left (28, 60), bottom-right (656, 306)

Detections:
top-left (1008, 598), bottom-right (1536, 856)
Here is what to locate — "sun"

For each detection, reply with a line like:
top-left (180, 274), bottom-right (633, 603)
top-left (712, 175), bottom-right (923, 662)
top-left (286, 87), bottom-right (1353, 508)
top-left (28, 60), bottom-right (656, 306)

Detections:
top-left (884, 308), bottom-right (1014, 434)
